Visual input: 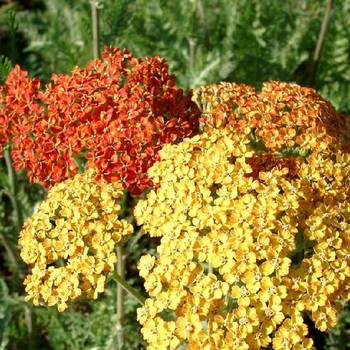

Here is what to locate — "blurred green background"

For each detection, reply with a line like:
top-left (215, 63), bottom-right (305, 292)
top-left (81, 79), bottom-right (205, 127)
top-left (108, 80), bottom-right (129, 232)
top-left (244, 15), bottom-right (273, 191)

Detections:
top-left (0, 0), bottom-right (349, 349)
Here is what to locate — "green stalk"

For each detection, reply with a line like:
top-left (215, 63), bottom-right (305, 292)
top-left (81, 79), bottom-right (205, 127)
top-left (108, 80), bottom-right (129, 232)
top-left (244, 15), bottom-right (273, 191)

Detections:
top-left (24, 305), bottom-right (35, 350)
top-left (4, 149), bottom-right (33, 346)
top-left (111, 270), bottom-right (146, 306)
top-left (308, 0), bottom-right (333, 85)
top-left (114, 190), bottom-right (129, 349)
top-left (2, 148), bottom-right (24, 277)
top-left (90, 0), bottom-right (101, 59)
top-left (196, 0), bottom-right (209, 48)
top-left (116, 246), bottom-right (125, 348)
top-left (4, 148), bottom-right (23, 232)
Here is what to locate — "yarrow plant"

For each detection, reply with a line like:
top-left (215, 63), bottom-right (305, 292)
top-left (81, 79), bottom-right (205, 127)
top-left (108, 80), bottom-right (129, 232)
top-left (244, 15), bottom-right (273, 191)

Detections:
top-left (134, 83), bottom-right (350, 349)
top-left (3, 53), bottom-right (350, 349)
top-left (19, 168), bottom-right (133, 312)
top-left (0, 47), bottom-right (200, 194)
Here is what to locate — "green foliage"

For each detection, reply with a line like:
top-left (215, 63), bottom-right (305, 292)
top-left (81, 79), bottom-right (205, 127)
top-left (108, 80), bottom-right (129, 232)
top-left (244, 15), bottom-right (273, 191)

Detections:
top-left (0, 55), bottom-right (12, 83)
top-left (0, 279), bottom-right (11, 350)
top-left (0, 278), bottom-right (34, 350)
top-left (15, 0), bottom-right (136, 80)
top-left (100, 0), bottom-right (136, 46)
top-left (35, 290), bottom-right (144, 350)
top-left (316, 0), bottom-right (350, 112)
top-left (16, 0), bottom-right (92, 79)
top-left (6, 9), bottom-right (18, 62)
top-left (325, 303), bottom-right (350, 350)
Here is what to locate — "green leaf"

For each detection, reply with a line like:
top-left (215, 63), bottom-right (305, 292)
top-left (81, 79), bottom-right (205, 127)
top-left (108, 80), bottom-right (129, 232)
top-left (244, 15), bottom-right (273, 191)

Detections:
top-left (0, 55), bottom-right (12, 83)
top-left (0, 172), bottom-right (10, 190)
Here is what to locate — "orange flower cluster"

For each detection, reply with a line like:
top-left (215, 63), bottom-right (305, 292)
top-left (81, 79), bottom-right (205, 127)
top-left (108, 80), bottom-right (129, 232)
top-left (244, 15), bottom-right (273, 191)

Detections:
top-left (192, 81), bottom-right (350, 154)
top-left (0, 48), bottom-right (200, 193)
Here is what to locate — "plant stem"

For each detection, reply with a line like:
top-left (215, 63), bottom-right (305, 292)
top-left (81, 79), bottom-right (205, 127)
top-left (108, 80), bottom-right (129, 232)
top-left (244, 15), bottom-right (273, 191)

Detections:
top-left (309, 0), bottom-right (333, 85)
top-left (4, 148), bottom-right (23, 232)
top-left (90, 0), bottom-right (100, 59)
top-left (116, 246), bottom-right (125, 348)
top-left (24, 305), bottom-right (35, 350)
top-left (111, 270), bottom-right (146, 306)
top-left (114, 190), bottom-right (130, 349)
top-left (196, 0), bottom-right (209, 47)
top-left (127, 230), bottom-right (142, 252)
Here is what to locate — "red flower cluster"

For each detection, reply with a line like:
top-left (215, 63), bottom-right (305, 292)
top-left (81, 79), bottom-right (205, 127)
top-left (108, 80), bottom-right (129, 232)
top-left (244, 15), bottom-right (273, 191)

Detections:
top-left (0, 48), bottom-right (200, 194)
top-left (0, 67), bottom-right (43, 155)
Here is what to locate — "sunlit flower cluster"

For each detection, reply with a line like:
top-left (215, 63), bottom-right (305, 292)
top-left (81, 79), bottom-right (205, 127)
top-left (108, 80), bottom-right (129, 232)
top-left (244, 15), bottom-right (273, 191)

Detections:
top-left (135, 122), bottom-right (350, 349)
top-left (192, 81), bottom-right (350, 153)
top-left (18, 168), bottom-right (133, 312)
top-left (1, 47), bottom-right (200, 194)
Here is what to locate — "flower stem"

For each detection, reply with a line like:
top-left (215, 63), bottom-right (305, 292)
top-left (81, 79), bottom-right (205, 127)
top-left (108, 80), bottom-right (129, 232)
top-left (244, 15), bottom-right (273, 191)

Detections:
top-left (4, 148), bottom-right (23, 232)
top-left (116, 246), bottom-right (124, 348)
top-left (196, 0), bottom-right (209, 48)
top-left (24, 305), bottom-right (35, 350)
top-left (309, 0), bottom-right (333, 85)
top-left (2, 148), bottom-right (24, 278)
top-left (111, 269), bottom-right (146, 306)
top-left (90, 0), bottom-right (100, 59)
top-left (3, 148), bottom-right (32, 345)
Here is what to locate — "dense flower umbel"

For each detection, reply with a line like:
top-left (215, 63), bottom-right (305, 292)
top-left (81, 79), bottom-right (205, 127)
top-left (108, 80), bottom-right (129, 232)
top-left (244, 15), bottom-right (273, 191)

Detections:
top-left (1, 48), bottom-right (200, 194)
top-left (192, 81), bottom-right (350, 153)
top-left (0, 66), bottom-right (43, 155)
top-left (135, 126), bottom-right (350, 350)
top-left (18, 168), bottom-right (133, 312)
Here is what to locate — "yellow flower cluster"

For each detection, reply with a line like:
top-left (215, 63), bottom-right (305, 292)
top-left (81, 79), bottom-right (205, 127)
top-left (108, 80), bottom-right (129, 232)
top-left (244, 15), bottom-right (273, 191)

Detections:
top-left (135, 125), bottom-right (350, 349)
top-left (19, 168), bottom-right (133, 312)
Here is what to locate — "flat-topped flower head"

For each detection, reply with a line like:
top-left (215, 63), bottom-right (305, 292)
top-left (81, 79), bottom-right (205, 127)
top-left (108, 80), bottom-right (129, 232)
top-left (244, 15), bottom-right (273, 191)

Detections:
top-left (1, 47), bottom-right (200, 194)
top-left (0, 65), bottom-right (43, 155)
top-left (19, 168), bottom-right (133, 311)
top-left (192, 81), bottom-right (350, 154)
top-left (135, 121), bottom-right (350, 349)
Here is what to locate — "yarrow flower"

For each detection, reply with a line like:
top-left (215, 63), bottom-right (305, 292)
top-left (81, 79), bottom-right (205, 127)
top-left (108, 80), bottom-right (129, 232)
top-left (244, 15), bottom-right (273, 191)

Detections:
top-left (0, 47), bottom-right (200, 194)
top-left (192, 81), bottom-right (350, 154)
top-left (18, 168), bottom-right (133, 312)
top-left (0, 66), bottom-right (43, 155)
top-left (134, 83), bottom-right (350, 349)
